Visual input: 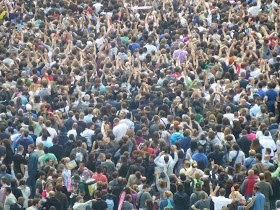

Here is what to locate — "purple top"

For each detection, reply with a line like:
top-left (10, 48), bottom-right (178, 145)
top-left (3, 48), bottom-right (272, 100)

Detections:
top-left (132, 193), bottom-right (137, 209)
top-left (173, 49), bottom-right (188, 63)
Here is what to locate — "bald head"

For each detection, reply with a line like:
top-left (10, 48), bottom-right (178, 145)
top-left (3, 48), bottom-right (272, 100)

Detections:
top-left (49, 191), bottom-right (55, 197)
top-left (248, 170), bottom-right (254, 176)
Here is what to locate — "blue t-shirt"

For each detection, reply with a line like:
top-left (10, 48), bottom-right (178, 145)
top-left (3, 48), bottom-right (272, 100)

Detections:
top-left (252, 192), bottom-right (265, 210)
top-left (265, 89), bottom-right (277, 101)
top-left (128, 43), bottom-right (139, 54)
top-left (192, 153), bottom-right (209, 167)
top-left (16, 137), bottom-right (34, 155)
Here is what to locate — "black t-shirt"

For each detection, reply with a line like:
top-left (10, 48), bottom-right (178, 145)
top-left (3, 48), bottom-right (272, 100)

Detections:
top-left (13, 154), bottom-right (26, 173)
top-left (91, 199), bottom-right (108, 210)
top-left (49, 144), bottom-right (64, 162)
top-left (0, 145), bottom-right (6, 157)
top-left (0, 132), bottom-right (10, 141)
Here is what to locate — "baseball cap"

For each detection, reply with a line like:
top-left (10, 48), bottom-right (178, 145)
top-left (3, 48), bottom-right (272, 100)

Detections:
top-left (26, 104), bottom-right (32, 111)
top-left (73, 174), bottom-right (80, 180)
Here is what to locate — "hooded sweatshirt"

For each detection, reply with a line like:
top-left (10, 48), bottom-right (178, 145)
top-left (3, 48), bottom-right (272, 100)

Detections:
top-left (18, 185), bottom-right (31, 208)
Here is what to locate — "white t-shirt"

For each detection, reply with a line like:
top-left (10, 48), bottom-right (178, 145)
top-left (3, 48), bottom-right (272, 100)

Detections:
top-left (113, 123), bottom-right (129, 141)
top-left (144, 44), bottom-right (157, 55)
top-left (229, 150), bottom-right (245, 166)
top-left (67, 129), bottom-right (77, 137)
top-left (212, 196), bottom-right (232, 210)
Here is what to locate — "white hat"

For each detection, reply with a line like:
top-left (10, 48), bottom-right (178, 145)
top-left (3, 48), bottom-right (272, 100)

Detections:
top-left (26, 104), bottom-right (32, 111)
top-left (87, 41), bottom-right (93, 46)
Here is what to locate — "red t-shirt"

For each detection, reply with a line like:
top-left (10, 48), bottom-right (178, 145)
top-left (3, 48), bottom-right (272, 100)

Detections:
top-left (92, 173), bottom-right (108, 183)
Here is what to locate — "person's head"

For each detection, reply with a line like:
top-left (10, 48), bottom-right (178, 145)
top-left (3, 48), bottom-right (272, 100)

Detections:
top-left (27, 144), bottom-right (35, 153)
top-left (275, 200), bottom-right (280, 209)
top-left (4, 187), bottom-right (12, 196)
top-left (253, 185), bottom-right (261, 193)
top-left (164, 191), bottom-right (173, 199)
top-left (199, 191), bottom-right (207, 200)
top-left (259, 173), bottom-right (265, 181)
top-left (33, 198), bottom-right (41, 208)
top-left (239, 196), bottom-right (247, 206)
top-left (177, 183), bottom-right (184, 192)
top-left (219, 188), bottom-right (226, 196)
top-left (164, 155), bottom-right (169, 163)
top-left (38, 171), bottom-right (46, 180)
top-left (249, 149), bottom-right (256, 157)
top-left (145, 199), bottom-right (153, 209)
top-left (1, 176), bottom-right (7, 186)
top-left (17, 197), bottom-right (25, 205)
top-left (94, 190), bottom-right (102, 199)
top-left (143, 184), bottom-right (150, 192)
top-left (125, 194), bottom-right (132, 202)
top-left (73, 174), bottom-right (81, 183)
top-left (255, 153), bottom-right (262, 162)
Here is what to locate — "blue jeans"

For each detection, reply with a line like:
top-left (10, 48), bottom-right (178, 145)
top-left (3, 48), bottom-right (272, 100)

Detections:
top-left (27, 175), bottom-right (36, 198)
top-left (262, 54), bottom-right (270, 59)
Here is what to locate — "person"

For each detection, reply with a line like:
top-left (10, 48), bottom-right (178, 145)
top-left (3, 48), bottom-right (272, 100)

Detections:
top-left (54, 184), bottom-right (68, 210)
top-left (252, 185), bottom-right (265, 210)
top-left (275, 200), bottom-right (280, 210)
top-left (173, 183), bottom-right (189, 210)
top-left (159, 191), bottom-right (174, 210)
top-left (136, 184), bottom-right (153, 210)
top-left (10, 196), bottom-right (25, 210)
top-left (121, 194), bottom-right (134, 210)
top-left (192, 146), bottom-right (208, 167)
top-left (255, 173), bottom-right (273, 210)
top-left (73, 195), bottom-right (96, 210)
top-left (42, 190), bottom-right (63, 210)
top-left (35, 171), bottom-right (45, 199)
top-left (91, 190), bottom-right (108, 210)
top-left (244, 150), bottom-right (257, 170)
top-left (154, 146), bottom-right (178, 176)
top-left (12, 145), bottom-right (26, 176)
top-left (4, 187), bottom-right (16, 210)
top-left (92, 166), bottom-right (108, 183)
top-left (210, 184), bottom-right (233, 210)
top-left (240, 170), bottom-right (259, 199)
top-left (25, 198), bottom-right (41, 210)
top-left (70, 174), bottom-right (85, 208)
top-left (0, 165), bottom-right (12, 186)
top-left (112, 118), bottom-right (129, 141)
top-left (16, 130), bottom-right (34, 155)
top-left (17, 179), bottom-right (30, 208)
top-left (27, 144), bottom-right (38, 198)
top-left (191, 191), bottom-right (211, 210)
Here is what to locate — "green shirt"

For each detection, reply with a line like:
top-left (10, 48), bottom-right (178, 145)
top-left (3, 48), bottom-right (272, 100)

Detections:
top-left (195, 114), bottom-right (203, 122)
top-left (203, 64), bottom-right (214, 72)
top-left (17, 77), bottom-right (31, 87)
top-left (40, 153), bottom-right (57, 167)
top-left (33, 122), bottom-right (45, 137)
top-left (121, 37), bottom-right (129, 44)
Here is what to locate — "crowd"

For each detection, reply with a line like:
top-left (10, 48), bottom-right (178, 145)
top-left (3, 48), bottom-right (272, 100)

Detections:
top-left (1, 0), bottom-right (280, 209)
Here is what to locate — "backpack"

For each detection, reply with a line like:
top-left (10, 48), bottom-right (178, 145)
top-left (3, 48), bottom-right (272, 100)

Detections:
top-left (84, 179), bottom-right (96, 201)
top-left (166, 199), bottom-right (173, 209)
top-left (64, 141), bottom-right (76, 157)
top-left (105, 195), bottom-right (114, 210)
top-left (75, 149), bottom-right (83, 162)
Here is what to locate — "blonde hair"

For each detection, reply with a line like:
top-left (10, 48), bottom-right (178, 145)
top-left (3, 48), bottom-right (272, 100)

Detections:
top-left (224, 127), bottom-right (232, 136)
top-left (209, 114), bottom-right (217, 122)
top-left (37, 142), bottom-right (44, 150)
top-left (164, 191), bottom-right (173, 199)
top-left (82, 142), bottom-right (87, 150)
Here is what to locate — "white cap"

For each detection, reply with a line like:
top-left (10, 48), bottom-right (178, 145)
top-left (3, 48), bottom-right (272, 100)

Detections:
top-left (26, 104), bottom-right (32, 111)
top-left (87, 41), bottom-right (93, 46)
